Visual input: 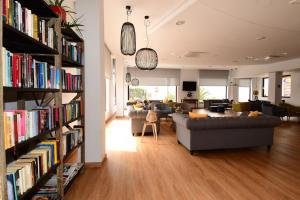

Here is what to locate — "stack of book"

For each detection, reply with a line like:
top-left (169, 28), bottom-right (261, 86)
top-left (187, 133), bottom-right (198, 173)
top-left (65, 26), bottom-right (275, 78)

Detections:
top-left (2, 48), bottom-right (60, 89)
top-left (62, 101), bottom-right (81, 123)
top-left (62, 37), bottom-right (82, 63)
top-left (62, 129), bottom-right (83, 158)
top-left (61, 69), bottom-right (82, 91)
top-left (32, 175), bottom-right (58, 200)
top-left (6, 140), bottom-right (59, 200)
top-left (63, 163), bottom-right (84, 188)
top-left (4, 107), bottom-right (59, 149)
top-left (2, 0), bottom-right (58, 49)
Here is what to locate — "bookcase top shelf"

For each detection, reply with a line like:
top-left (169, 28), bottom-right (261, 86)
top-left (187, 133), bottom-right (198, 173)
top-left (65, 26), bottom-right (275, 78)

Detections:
top-left (3, 24), bottom-right (59, 54)
top-left (62, 28), bottom-right (84, 42)
top-left (17, 0), bottom-right (58, 18)
top-left (62, 90), bottom-right (84, 93)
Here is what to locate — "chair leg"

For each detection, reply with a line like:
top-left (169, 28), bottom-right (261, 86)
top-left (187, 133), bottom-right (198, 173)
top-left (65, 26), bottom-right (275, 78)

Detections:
top-left (153, 123), bottom-right (158, 142)
top-left (141, 123), bottom-right (147, 142)
top-left (151, 123), bottom-right (156, 141)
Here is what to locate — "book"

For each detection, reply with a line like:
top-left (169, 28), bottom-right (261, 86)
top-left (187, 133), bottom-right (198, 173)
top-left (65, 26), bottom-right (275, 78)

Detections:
top-left (62, 101), bottom-right (81, 123)
top-left (2, 0), bottom-right (58, 48)
top-left (61, 69), bottom-right (82, 91)
top-left (62, 37), bottom-right (83, 63)
top-left (2, 49), bottom-right (60, 89)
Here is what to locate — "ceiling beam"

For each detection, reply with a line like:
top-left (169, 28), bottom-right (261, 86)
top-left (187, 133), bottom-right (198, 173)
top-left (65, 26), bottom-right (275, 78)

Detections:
top-left (149, 0), bottom-right (198, 34)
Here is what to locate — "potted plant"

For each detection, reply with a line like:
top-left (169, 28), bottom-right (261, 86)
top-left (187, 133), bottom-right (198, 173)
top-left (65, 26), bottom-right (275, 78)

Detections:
top-left (49, 0), bottom-right (68, 22)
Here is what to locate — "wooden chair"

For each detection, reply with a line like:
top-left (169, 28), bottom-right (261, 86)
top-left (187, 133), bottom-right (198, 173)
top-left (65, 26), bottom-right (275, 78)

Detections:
top-left (141, 110), bottom-right (158, 142)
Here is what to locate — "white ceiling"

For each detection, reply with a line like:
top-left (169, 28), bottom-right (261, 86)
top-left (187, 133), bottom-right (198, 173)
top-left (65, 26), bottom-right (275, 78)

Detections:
top-left (104, 0), bottom-right (300, 69)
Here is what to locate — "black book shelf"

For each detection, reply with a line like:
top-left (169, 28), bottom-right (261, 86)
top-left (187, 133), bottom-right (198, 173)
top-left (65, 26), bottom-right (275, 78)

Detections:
top-left (63, 116), bottom-right (82, 126)
top-left (3, 24), bottom-right (59, 54)
top-left (61, 28), bottom-right (83, 42)
top-left (16, 0), bottom-right (58, 18)
top-left (63, 143), bottom-right (83, 162)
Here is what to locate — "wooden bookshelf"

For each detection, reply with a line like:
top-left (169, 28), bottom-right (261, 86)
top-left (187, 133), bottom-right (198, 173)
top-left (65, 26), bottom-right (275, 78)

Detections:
top-left (3, 24), bottom-right (59, 54)
top-left (0, 0), bottom-right (85, 199)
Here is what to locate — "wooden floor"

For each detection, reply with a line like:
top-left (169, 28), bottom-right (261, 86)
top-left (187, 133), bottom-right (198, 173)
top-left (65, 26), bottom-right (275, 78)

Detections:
top-left (65, 118), bottom-right (300, 200)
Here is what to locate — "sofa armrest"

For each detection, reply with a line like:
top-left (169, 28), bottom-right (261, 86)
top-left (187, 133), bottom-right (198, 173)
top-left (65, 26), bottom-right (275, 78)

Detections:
top-left (172, 113), bottom-right (189, 127)
top-left (128, 110), bottom-right (149, 119)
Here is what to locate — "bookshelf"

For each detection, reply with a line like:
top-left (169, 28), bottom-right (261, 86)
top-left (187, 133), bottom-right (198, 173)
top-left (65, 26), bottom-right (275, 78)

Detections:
top-left (0, 0), bottom-right (85, 199)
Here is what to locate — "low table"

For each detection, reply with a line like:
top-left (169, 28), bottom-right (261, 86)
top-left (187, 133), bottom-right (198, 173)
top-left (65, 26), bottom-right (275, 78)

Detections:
top-left (209, 105), bottom-right (225, 113)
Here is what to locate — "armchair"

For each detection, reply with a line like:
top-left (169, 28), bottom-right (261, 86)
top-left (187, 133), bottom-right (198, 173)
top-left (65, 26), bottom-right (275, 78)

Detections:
top-left (262, 104), bottom-right (287, 118)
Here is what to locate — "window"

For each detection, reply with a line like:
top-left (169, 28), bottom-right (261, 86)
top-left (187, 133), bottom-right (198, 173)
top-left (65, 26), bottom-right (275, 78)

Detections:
top-left (262, 77), bottom-right (269, 97)
top-left (282, 75), bottom-right (291, 98)
top-left (112, 59), bottom-right (117, 105)
top-left (238, 87), bottom-right (251, 102)
top-left (129, 86), bottom-right (177, 101)
top-left (105, 78), bottom-right (110, 112)
top-left (262, 76), bottom-right (291, 98)
top-left (199, 86), bottom-right (227, 102)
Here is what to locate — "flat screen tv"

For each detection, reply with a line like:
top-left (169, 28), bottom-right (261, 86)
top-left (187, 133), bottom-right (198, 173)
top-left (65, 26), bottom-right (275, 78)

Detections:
top-left (182, 81), bottom-right (197, 91)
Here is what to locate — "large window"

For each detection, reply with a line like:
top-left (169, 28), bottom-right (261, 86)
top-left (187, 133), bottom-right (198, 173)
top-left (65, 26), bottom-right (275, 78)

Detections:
top-left (262, 77), bottom-right (269, 97)
top-left (129, 86), bottom-right (177, 101)
top-left (199, 86), bottom-right (227, 102)
top-left (238, 87), bottom-right (251, 102)
top-left (282, 75), bottom-right (291, 98)
top-left (261, 76), bottom-right (291, 98)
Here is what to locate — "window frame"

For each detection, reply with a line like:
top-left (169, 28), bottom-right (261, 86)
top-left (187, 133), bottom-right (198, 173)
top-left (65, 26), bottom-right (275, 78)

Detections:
top-left (262, 77), bottom-right (269, 97)
top-left (282, 75), bottom-right (291, 99)
top-left (128, 85), bottom-right (178, 102)
top-left (198, 85), bottom-right (228, 102)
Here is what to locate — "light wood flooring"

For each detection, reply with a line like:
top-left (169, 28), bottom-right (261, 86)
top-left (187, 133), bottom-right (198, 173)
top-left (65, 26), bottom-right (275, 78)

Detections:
top-left (65, 118), bottom-right (300, 200)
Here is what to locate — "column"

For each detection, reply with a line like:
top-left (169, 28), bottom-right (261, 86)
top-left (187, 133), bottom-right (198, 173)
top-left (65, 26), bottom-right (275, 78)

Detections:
top-left (76, 0), bottom-right (106, 164)
top-left (268, 72), bottom-right (282, 105)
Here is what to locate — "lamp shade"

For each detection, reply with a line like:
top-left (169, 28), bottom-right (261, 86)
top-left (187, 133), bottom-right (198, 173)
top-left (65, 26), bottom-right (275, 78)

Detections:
top-left (126, 72), bottom-right (131, 83)
top-left (135, 48), bottom-right (158, 70)
top-left (131, 78), bottom-right (139, 86)
top-left (121, 22), bottom-right (136, 56)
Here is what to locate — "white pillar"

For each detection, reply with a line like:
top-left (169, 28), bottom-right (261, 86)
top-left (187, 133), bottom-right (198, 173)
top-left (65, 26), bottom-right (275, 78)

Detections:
top-left (77, 0), bottom-right (106, 164)
top-left (268, 72), bottom-right (282, 105)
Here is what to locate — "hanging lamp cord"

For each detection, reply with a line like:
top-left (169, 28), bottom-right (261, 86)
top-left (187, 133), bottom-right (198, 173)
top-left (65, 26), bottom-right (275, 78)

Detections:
top-left (144, 17), bottom-right (150, 47)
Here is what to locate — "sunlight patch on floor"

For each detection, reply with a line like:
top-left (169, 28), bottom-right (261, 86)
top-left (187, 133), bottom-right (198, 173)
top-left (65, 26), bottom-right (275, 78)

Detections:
top-left (106, 119), bottom-right (137, 152)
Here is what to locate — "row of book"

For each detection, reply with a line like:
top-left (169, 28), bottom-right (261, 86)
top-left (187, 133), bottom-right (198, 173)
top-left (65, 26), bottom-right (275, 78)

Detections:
top-left (62, 101), bottom-right (81, 123)
top-left (62, 37), bottom-right (83, 64)
top-left (4, 107), bottom-right (59, 150)
top-left (62, 69), bottom-right (82, 91)
top-left (63, 130), bottom-right (83, 158)
top-left (2, 0), bottom-right (58, 49)
top-left (6, 140), bottom-right (59, 200)
top-left (2, 48), bottom-right (60, 89)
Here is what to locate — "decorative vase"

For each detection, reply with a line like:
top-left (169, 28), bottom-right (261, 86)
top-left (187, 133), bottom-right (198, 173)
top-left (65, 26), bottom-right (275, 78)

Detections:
top-left (50, 6), bottom-right (67, 23)
top-left (187, 92), bottom-right (193, 98)
top-left (146, 110), bottom-right (157, 123)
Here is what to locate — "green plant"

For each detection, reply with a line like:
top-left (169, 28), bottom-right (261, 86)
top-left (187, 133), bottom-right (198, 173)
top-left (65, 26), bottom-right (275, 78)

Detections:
top-left (49, 0), bottom-right (84, 36)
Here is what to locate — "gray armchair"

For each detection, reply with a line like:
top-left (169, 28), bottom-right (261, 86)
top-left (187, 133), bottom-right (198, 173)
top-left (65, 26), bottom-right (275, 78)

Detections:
top-left (150, 102), bottom-right (174, 119)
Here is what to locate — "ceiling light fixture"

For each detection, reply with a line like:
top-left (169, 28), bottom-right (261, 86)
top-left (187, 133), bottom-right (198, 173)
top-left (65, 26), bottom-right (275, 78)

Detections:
top-left (135, 16), bottom-right (158, 70)
top-left (176, 20), bottom-right (185, 25)
top-left (121, 6), bottom-right (136, 56)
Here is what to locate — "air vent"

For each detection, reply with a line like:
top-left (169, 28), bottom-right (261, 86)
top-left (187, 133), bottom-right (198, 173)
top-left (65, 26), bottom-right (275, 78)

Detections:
top-left (183, 51), bottom-right (207, 58)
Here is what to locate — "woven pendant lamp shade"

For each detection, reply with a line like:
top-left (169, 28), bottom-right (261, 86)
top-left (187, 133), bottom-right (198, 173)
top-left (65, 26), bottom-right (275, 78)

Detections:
top-left (126, 72), bottom-right (131, 83)
top-left (135, 48), bottom-right (158, 70)
top-left (120, 6), bottom-right (136, 56)
top-left (131, 78), bottom-right (139, 86)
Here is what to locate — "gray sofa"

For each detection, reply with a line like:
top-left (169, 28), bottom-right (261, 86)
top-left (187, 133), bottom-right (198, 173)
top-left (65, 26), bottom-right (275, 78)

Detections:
top-left (128, 110), bottom-right (160, 136)
top-left (173, 113), bottom-right (281, 154)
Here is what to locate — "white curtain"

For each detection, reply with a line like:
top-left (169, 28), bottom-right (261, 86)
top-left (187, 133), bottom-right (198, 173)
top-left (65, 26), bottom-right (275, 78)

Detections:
top-left (199, 70), bottom-right (229, 86)
top-left (127, 68), bottom-right (180, 86)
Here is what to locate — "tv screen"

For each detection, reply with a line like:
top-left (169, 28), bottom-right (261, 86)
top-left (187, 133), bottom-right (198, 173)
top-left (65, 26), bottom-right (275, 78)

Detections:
top-left (182, 81), bottom-right (197, 91)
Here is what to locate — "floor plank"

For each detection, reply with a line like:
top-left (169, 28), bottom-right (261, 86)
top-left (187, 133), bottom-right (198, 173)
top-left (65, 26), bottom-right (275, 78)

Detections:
top-left (65, 118), bottom-right (300, 200)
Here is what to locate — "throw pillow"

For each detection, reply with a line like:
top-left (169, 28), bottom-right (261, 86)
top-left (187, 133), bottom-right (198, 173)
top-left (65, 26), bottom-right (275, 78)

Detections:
top-left (133, 105), bottom-right (144, 111)
top-left (189, 112), bottom-right (208, 118)
top-left (248, 111), bottom-right (262, 117)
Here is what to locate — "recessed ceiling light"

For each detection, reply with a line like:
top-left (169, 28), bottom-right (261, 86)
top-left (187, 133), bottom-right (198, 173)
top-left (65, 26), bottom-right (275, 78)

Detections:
top-left (176, 20), bottom-right (185, 25)
top-left (256, 36), bottom-right (266, 40)
top-left (170, 52), bottom-right (175, 56)
top-left (281, 52), bottom-right (288, 55)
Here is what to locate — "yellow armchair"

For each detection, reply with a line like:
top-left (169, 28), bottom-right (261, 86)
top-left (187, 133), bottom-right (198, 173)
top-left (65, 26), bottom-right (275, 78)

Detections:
top-left (232, 102), bottom-right (251, 112)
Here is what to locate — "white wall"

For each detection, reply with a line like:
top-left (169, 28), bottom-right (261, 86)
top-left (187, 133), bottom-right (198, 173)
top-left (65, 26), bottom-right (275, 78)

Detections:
top-left (115, 55), bottom-right (125, 116)
top-left (77, 0), bottom-right (106, 163)
top-left (229, 58), bottom-right (300, 106)
top-left (178, 69), bottom-right (199, 100)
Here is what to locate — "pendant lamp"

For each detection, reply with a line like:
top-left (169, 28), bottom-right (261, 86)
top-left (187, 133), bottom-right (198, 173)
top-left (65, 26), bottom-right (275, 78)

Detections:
top-left (121, 6), bottom-right (136, 56)
top-left (135, 16), bottom-right (158, 70)
top-left (126, 72), bottom-right (132, 83)
top-left (131, 66), bottom-right (139, 86)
